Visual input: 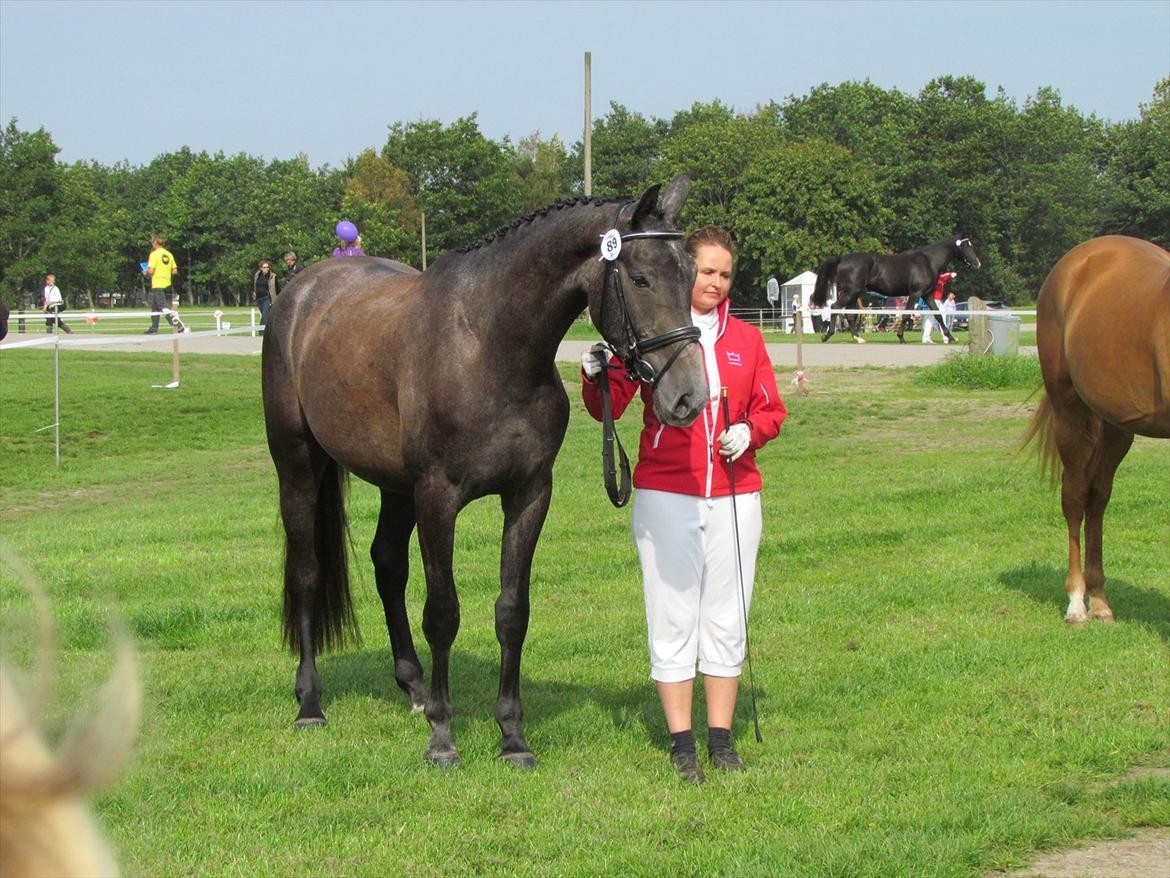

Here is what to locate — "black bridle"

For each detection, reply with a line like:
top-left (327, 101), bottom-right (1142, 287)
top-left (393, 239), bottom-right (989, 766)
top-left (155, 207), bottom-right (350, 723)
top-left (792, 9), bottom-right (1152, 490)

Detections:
top-left (955, 238), bottom-right (981, 270)
top-left (594, 211), bottom-right (701, 506)
top-left (597, 206), bottom-right (700, 388)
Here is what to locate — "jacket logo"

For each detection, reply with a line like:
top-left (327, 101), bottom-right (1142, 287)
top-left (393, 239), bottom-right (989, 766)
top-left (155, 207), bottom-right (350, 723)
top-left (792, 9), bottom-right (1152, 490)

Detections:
top-left (725, 351), bottom-right (742, 366)
top-left (162, 255), bottom-right (171, 264)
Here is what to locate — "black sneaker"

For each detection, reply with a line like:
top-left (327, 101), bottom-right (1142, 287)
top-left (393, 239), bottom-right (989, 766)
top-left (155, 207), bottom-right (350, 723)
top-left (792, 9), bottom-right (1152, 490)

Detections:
top-left (671, 750), bottom-right (705, 785)
top-left (143, 329), bottom-right (157, 334)
top-left (708, 745), bottom-right (745, 772)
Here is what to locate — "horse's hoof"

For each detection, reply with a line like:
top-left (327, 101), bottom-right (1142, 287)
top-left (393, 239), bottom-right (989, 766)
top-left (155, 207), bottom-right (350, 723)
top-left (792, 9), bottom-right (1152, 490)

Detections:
top-left (855, 337), bottom-right (866, 344)
top-left (410, 701), bottom-right (426, 716)
top-left (499, 751), bottom-right (538, 770)
top-left (425, 748), bottom-right (462, 769)
top-left (1090, 610), bottom-right (1116, 623)
top-left (294, 716), bottom-right (327, 730)
top-left (1064, 613), bottom-right (1088, 625)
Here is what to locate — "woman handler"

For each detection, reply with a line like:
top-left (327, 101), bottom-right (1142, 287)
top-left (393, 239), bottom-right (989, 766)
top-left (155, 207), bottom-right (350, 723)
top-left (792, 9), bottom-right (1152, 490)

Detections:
top-left (581, 226), bottom-right (785, 784)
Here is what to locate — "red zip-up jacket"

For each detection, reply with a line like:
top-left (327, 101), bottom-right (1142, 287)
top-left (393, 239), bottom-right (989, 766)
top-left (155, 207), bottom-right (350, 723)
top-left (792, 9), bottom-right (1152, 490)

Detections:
top-left (582, 299), bottom-right (786, 498)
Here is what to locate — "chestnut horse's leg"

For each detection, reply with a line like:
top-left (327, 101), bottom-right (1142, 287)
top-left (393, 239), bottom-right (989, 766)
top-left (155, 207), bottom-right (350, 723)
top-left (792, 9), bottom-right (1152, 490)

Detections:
top-left (1081, 423), bottom-right (1134, 623)
top-left (413, 473), bottom-right (463, 767)
top-left (1049, 388), bottom-right (1099, 624)
top-left (495, 474), bottom-right (554, 768)
top-left (371, 489), bottom-right (427, 713)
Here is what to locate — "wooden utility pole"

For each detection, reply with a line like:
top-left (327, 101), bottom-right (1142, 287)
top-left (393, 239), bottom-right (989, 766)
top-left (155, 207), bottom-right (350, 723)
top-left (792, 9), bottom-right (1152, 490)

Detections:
top-left (421, 211), bottom-right (427, 270)
top-left (584, 51), bottom-right (592, 197)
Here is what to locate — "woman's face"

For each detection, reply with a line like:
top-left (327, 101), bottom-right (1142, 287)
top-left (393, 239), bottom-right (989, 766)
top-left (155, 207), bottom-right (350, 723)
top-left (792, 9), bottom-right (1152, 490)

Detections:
top-left (690, 243), bottom-right (733, 314)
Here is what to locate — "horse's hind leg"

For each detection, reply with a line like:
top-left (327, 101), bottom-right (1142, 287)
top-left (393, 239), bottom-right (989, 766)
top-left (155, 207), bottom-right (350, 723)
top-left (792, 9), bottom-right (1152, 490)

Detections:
top-left (848, 313), bottom-right (866, 344)
top-left (275, 444), bottom-right (334, 726)
top-left (1081, 423), bottom-right (1134, 622)
top-left (371, 489), bottom-right (427, 713)
top-left (413, 473), bottom-right (464, 768)
top-left (1049, 389), bottom-right (1100, 624)
top-left (495, 475), bottom-right (554, 768)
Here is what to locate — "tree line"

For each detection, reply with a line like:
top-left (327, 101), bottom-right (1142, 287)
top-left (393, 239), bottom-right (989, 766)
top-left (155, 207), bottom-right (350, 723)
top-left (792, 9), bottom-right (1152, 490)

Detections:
top-left (1, 75), bottom-right (1165, 310)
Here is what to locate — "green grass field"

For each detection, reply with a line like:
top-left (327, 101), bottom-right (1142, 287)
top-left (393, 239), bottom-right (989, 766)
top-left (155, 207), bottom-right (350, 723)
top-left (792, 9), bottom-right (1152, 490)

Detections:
top-left (1, 349), bottom-right (1166, 878)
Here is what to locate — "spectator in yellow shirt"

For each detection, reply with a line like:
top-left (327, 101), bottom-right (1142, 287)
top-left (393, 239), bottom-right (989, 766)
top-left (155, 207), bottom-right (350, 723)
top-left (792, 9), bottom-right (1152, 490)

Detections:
top-left (142, 235), bottom-right (179, 334)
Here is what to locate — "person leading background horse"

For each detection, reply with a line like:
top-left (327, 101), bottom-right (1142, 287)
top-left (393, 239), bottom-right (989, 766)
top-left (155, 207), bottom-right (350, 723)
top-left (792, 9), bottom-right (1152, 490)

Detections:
top-left (812, 237), bottom-right (980, 344)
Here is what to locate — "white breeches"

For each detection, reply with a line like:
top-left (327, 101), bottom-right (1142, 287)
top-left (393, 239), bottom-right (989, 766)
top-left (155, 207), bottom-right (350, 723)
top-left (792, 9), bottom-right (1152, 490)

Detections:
top-left (631, 489), bottom-right (763, 683)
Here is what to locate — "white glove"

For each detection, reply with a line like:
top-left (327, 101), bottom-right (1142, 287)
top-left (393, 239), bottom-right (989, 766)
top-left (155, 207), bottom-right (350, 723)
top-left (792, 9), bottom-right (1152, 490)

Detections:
top-left (581, 344), bottom-right (608, 380)
top-left (717, 423), bottom-right (751, 462)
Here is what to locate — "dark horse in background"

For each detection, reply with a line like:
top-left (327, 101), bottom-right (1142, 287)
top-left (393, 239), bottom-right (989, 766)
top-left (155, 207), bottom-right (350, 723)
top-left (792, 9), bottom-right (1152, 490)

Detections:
top-left (1022, 236), bottom-right (1169, 624)
top-left (262, 177), bottom-right (707, 767)
top-left (811, 237), bottom-right (981, 343)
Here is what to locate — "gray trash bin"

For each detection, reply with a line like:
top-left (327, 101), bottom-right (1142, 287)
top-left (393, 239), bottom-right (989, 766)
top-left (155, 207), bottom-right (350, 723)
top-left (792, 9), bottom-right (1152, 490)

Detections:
top-left (986, 314), bottom-right (1020, 356)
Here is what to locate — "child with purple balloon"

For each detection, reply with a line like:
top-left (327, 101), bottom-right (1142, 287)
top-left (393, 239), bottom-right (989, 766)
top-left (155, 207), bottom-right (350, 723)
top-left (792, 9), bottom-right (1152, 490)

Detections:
top-left (332, 220), bottom-right (365, 257)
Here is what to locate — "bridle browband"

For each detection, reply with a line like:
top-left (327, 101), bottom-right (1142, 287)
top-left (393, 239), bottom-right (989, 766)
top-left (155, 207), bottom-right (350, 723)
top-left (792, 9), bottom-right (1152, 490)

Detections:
top-left (594, 204), bottom-right (701, 507)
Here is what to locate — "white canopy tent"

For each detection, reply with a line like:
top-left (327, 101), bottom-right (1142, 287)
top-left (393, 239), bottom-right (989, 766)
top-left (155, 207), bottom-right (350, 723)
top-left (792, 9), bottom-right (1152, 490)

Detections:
top-left (780, 270), bottom-right (818, 333)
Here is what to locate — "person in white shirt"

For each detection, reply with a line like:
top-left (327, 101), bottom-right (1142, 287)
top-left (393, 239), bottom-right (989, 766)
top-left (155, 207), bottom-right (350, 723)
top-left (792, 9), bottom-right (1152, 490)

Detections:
top-left (42, 274), bottom-right (71, 334)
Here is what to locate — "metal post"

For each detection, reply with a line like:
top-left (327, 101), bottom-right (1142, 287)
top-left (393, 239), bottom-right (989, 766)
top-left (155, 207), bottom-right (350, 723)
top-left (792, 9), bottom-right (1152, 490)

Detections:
top-left (171, 293), bottom-right (180, 386)
top-left (53, 323), bottom-right (60, 469)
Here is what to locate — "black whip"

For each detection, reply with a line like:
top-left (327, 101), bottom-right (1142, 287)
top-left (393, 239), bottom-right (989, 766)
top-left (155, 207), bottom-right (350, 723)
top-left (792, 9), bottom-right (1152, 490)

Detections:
top-left (721, 387), bottom-right (762, 743)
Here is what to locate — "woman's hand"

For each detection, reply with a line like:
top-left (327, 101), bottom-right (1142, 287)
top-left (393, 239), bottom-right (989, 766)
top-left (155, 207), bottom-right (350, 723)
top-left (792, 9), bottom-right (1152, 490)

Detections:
top-left (717, 423), bottom-right (751, 461)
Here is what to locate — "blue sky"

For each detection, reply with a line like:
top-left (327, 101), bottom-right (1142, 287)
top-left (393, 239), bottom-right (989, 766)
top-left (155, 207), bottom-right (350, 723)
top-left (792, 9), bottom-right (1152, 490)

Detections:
top-left (1, 0), bottom-right (1167, 169)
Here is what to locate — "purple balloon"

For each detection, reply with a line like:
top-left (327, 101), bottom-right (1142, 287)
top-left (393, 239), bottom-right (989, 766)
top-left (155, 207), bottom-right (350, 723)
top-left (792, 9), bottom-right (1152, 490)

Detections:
top-left (335, 220), bottom-right (358, 243)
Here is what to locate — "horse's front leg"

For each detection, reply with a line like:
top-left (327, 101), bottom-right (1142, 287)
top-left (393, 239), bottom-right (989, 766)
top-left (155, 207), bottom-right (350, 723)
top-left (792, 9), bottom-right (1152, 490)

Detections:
top-left (495, 475), bottom-right (554, 768)
top-left (371, 489), bottom-right (427, 713)
top-left (414, 474), bottom-right (463, 767)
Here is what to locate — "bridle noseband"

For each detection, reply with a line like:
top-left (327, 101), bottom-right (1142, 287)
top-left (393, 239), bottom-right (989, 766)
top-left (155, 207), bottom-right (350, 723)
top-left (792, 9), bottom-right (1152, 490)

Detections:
top-left (598, 211), bottom-right (700, 390)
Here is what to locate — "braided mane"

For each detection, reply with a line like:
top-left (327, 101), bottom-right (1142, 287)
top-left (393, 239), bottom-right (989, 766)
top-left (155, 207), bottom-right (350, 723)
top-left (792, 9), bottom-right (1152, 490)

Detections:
top-left (457, 196), bottom-right (625, 253)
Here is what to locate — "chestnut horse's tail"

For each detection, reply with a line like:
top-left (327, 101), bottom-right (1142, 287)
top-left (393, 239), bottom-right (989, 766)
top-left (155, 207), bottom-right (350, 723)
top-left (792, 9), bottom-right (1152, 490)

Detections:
top-left (1021, 391), bottom-right (1062, 488)
top-left (282, 458), bottom-right (360, 654)
top-left (811, 256), bottom-right (839, 307)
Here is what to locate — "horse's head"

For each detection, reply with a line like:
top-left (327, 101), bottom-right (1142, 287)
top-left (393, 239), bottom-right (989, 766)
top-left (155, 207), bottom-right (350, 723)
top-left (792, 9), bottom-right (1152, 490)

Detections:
top-left (955, 237), bottom-right (982, 270)
top-left (589, 175), bottom-right (706, 427)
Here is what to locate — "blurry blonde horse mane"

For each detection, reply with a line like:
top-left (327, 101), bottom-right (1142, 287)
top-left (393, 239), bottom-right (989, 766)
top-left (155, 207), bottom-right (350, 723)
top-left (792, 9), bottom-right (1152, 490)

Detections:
top-left (0, 544), bottom-right (139, 878)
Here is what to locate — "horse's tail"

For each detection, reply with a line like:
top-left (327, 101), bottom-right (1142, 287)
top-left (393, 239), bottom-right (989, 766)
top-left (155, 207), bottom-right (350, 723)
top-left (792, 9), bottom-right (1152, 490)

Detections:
top-left (282, 459), bottom-right (360, 654)
top-left (811, 257), bottom-right (839, 307)
top-left (1019, 390), bottom-right (1063, 488)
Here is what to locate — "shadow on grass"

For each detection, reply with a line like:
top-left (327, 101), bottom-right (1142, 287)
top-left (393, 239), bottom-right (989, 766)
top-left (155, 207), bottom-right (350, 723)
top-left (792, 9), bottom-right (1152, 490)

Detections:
top-left (999, 562), bottom-right (1170, 642)
top-left (317, 646), bottom-right (768, 755)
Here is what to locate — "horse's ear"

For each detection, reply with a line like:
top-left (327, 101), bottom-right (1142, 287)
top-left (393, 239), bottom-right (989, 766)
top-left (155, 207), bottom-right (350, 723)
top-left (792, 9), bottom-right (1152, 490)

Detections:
top-left (630, 183), bottom-right (662, 229)
top-left (659, 175), bottom-right (690, 226)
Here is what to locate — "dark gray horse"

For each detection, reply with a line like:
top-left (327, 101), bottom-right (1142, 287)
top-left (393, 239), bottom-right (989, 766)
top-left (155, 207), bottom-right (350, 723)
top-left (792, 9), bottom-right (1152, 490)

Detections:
top-left (811, 237), bottom-right (981, 343)
top-left (261, 177), bottom-right (706, 768)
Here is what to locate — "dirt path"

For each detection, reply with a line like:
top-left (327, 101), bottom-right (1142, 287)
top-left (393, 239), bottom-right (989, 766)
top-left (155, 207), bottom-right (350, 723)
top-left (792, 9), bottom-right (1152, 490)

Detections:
top-left (987, 764), bottom-right (1170, 878)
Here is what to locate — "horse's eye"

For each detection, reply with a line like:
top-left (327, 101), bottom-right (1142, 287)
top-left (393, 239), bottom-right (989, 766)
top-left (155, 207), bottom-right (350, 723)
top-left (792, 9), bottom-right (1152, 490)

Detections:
top-left (630, 274), bottom-right (651, 288)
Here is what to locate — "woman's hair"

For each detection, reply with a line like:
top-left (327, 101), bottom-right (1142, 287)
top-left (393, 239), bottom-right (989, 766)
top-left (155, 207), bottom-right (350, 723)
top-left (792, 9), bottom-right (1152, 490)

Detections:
top-left (684, 226), bottom-right (736, 260)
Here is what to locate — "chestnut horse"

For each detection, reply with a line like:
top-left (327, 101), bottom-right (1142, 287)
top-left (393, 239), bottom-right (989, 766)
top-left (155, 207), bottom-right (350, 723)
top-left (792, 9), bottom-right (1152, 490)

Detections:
top-left (1023, 235), bottom-right (1170, 623)
top-left (262, 177), bottom-right (706, 767)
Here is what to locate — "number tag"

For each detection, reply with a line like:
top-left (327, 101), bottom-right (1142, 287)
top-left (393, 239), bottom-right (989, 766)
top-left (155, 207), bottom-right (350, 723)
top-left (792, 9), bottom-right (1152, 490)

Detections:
top-left (599, 229), bottom-right (622, 261)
